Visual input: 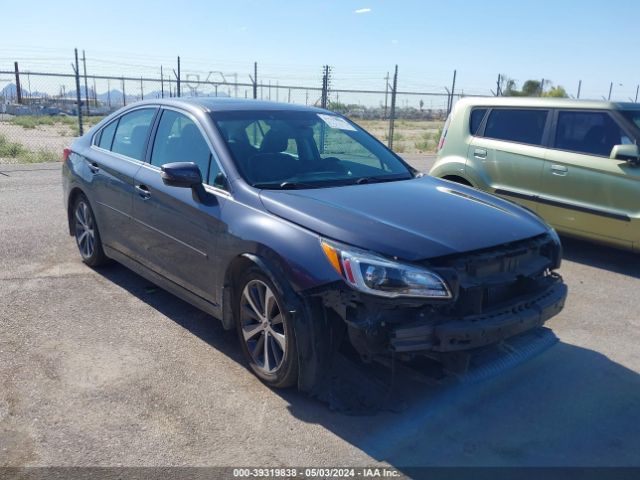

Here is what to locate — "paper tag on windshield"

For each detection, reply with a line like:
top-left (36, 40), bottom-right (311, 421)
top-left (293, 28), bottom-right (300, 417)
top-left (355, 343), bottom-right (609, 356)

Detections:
top-left (317, 114), bottom-right (357, 131)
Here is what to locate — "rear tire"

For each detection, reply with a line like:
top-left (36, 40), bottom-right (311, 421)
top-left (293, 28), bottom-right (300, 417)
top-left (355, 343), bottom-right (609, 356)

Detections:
top-left (72, 194), bottom-right (108, 267)
top-left (235, 268), bottom-right (299, 388)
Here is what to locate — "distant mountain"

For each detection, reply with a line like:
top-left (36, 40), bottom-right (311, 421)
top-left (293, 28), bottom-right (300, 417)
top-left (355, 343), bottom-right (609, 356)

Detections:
top-left (1, 83), bottom-right (18, 97)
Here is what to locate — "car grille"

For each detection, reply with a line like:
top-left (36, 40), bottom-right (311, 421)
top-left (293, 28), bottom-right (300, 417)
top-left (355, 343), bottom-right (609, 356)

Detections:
top-left (425, 234), bottom-right (557, 316)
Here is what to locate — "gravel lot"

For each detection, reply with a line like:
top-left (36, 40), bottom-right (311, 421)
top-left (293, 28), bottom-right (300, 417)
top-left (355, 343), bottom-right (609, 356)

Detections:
top-left (1, 159), bottom-right (639, 472)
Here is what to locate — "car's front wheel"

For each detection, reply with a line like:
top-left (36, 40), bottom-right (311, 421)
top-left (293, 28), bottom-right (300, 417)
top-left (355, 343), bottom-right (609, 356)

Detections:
top-left (72, 194), bottom-right (108, 267)
top-left (236, 269), bottom-right (299, 388)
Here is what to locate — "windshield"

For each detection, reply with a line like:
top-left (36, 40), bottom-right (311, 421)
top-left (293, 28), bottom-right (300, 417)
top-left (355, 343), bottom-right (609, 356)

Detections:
top-left (211, 110), bottom-right (414, 189)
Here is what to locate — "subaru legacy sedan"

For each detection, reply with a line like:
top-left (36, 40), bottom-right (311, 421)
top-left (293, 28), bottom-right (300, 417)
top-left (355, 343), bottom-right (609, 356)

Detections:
top-left (62, 98), bottom-right (567, 390)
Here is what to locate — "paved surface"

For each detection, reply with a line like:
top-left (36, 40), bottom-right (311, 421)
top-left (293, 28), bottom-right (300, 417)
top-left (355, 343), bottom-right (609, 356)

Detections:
top-left (1, 161), bottom-right (639, 470)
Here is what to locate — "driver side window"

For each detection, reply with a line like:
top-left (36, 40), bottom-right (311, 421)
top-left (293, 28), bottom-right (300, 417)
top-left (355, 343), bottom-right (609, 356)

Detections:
top-left (150, 109), bottom-right (224, 187)
top-left (555, 111), bottom-right (631, 157)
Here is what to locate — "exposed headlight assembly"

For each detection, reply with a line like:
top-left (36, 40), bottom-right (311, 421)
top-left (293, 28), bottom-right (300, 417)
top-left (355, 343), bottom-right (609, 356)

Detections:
top-left (320, 239), bottom-right (451, 299)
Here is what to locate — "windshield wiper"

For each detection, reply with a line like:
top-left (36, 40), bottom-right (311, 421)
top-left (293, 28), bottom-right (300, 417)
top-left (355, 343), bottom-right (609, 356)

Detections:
top-left (279, 181), bottom-right (317, 189)
top-left (252, 181), bottom-right (317, 190)
top-left (354, 175), bottom-right (411, 185)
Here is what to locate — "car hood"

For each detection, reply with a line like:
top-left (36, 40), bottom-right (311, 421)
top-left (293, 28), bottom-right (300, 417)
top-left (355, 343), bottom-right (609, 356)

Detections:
top-left (258, 176), bottom-right (550, 261)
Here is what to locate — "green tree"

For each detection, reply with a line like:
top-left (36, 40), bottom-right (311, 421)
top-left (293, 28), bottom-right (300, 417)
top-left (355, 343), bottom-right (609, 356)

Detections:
top-left (543, 86), bottom-right (569, 98)
top-left (522, 80), bottom-right (542, 96)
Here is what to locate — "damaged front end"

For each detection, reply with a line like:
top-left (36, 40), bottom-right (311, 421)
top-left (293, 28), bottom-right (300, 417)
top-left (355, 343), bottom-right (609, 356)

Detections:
top-left (313, 233), bottom-right (567, 374)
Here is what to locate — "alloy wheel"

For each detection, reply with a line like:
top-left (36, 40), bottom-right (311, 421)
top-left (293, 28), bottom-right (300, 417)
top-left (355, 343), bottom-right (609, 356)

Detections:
top-left (239, 279), bottom-right (287, 374)
top-left (74, 200), bottom-right (95, 260)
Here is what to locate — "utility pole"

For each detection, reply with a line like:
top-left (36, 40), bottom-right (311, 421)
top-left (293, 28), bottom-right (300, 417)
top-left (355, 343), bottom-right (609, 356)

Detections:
top-left (635, 84), bottom-right (639, 103)
top-left (608, 82), bottom-right (613, 101)
top-left (161, 65), bottom-right (164, 98)
top-left (252, 62), bottom-right (258, 99)
top-left (82, 50), bottom-right (90, 115)
top-left (496, 74), bottom-right (501, 96)
top-left (388, 65), bottom-right (398, 150)
top-left (72, 48), bottom-right (83, 135)
top-left (140, 77), bottom-right (144, 100)
top-left (14, 62), bottom-right (22, 104)
top-left (121, 77), bottom-right (126, 106)
top-left (173, 56), bottom-right (181, 97)
top-left (384, 71), bottom-right (389, 118)
top-left (320, 65), bottom-right (332, 109)
top-left (92, 77), bottom-right (97, 107)
top-left (577, 80), bottom-right (582, 99)
top-left (107, 79), bottom-right (111, 108)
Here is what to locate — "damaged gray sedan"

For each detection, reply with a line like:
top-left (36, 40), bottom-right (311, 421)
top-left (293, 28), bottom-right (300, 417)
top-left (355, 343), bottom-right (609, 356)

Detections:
top-left (62, 98), bottom-right (567, 391)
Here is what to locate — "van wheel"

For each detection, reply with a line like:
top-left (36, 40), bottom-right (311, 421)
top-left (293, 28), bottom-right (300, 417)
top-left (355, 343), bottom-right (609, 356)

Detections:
top-left (235, 268), bottom-right (299, 388)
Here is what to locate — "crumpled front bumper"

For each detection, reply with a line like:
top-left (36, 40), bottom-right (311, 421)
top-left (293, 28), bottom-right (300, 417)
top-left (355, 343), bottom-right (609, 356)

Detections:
top-left (390, 280), bottom-right (567, 353)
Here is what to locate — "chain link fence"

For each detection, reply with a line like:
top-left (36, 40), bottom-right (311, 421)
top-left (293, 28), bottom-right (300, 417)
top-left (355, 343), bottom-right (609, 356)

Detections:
top-left (0, 55), bottom-right (466, 164)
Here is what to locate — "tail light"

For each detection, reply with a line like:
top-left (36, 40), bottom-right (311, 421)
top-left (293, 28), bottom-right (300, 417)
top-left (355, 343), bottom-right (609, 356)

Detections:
top-left (62, 147), bottom-right (71, 163)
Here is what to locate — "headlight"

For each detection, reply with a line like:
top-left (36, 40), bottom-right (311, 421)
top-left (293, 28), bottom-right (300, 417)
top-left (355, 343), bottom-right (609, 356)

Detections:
top-left (320, 239), bottom-right (451, 299)
top-left (547, 227), bottom-right (562, 269)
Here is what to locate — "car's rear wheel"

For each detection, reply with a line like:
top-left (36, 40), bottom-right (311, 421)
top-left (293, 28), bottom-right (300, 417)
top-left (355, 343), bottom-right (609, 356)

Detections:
top-left (73, 194), bottom-right (108, 267)
top-left (236, 269), bottom-right (298, 388)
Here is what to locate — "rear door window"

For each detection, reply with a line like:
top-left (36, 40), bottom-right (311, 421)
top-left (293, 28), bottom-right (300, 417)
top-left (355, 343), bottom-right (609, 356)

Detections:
top-left (97, 120), bottom-right (118, 150)
top-left (484, 109), bottom-right (549, 145)
top-left (554, 110), bottom-right (633, 156)
top-left (111, 108), bottom-right (156, 161)
top-left (469, 108), bottom-right (487, 135)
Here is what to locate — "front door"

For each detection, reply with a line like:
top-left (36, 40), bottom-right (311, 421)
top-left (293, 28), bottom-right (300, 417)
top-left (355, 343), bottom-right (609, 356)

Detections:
top-left (538, 109), bottom-right (640, 248)
top-left (130, 108), bottom-right (229, 304)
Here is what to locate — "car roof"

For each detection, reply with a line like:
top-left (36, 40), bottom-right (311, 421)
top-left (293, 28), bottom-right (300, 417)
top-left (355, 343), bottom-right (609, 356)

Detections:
top-left (124, 96), bottom-right (330, 114)
top-left (455, 96), bottom-right (640, 111)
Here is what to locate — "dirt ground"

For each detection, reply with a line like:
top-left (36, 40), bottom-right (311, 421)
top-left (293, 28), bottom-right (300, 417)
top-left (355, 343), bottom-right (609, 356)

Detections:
top-left (0, 122), bottom-right (76, 162)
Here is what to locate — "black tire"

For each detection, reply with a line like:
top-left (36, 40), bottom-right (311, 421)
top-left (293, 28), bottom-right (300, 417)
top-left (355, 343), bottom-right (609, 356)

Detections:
top-left (72, 194), bottom-right (108, 267)
top-left (235, 268), bottom-right (299, 388)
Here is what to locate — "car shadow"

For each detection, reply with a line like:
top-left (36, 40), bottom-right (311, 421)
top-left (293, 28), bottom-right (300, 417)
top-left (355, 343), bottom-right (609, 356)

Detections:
top-left (96, 263), bottom-right (640, 472)
top-left (560, 235), bottom-right (639, 279)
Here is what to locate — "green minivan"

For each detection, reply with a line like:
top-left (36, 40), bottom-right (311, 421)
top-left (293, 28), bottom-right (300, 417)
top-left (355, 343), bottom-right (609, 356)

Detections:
top-left (430, 97), bottom-right (640, 252)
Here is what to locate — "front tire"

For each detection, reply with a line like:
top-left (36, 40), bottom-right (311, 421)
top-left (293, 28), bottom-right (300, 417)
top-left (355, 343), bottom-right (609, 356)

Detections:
top-left (72, 194), bottom-right (108, 267)
top-left (235, 268), bottom-right (299, 388)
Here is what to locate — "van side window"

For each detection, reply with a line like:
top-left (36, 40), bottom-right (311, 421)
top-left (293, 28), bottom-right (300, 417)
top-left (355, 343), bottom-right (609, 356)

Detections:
top-left (469, 109), bottom-right (487, 135)
top-left (555, 111), bottom-right (632, 157)
top-left (484, 109), bottom-right (549, 145)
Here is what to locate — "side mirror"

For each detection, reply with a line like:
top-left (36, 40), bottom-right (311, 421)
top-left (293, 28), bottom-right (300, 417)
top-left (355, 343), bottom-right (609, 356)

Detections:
top-left (161, 162), bottom-right (203, 188)
top-left (610, 144), bottom-right (640, 165)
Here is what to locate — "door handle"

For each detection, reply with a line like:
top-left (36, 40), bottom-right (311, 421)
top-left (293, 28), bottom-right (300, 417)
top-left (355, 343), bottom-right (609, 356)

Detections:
top-left (474, 148), bottom-right (487, 159)
top-left (135, 184), bottom-right (151, 199)
top-left (550, 164), bottom-right (568, 176)
top-left (88, 162), bottom-right (99, 174)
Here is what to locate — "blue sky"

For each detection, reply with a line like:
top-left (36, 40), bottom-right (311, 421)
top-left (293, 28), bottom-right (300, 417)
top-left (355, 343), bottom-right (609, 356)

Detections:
top-left (1, 0), bottom-right (640, 104)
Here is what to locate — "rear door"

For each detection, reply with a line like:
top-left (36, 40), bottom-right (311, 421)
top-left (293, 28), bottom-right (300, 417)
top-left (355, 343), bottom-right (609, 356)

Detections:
top-left (469, 108), bottom-right (551, 212)
top-left (538, 109), bottom-right (639, 248)
top-left (88, 107), bottom-right (158, 255)
top-left (130, 107), bottom-right (230, 304)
